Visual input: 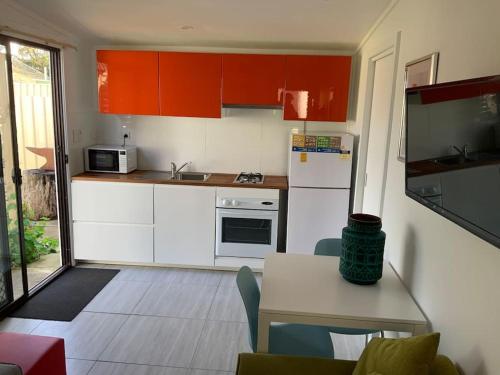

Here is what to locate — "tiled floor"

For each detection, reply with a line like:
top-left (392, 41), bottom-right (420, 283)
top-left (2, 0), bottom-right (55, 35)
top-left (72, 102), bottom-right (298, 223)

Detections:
top-left (0, 264), bottom-right (364, 375)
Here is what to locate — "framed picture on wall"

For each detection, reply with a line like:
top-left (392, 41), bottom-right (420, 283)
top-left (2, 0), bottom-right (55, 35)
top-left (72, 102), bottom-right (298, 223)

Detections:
top-left (397, 52), bottom-right (439, 161)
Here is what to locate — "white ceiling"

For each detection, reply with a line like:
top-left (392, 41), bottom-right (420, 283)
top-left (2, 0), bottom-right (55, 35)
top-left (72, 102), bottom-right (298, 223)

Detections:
top-left (17, 0), bottom-right (392, 50)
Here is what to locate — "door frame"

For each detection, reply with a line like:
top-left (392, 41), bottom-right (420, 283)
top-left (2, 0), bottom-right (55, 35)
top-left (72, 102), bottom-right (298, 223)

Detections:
top-left (0, 34), bottom-right (72, 315)
top-left (357, 31), bottom-right (401, 216)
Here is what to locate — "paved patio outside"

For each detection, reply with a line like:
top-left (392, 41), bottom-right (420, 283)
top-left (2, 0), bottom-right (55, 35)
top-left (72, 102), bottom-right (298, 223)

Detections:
top-left (10, 220), bottom-right (61, 299)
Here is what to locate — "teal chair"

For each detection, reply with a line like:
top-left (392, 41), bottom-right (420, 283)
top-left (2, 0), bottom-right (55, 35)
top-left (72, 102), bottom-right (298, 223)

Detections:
top-left (236, 266), bottom-right (334, 358)
top-left (314, 239), bottom-right (383, 343)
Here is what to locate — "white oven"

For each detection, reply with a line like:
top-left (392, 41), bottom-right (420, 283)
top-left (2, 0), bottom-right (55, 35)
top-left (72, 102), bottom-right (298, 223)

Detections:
top-left (215, 190), bottom-right (279, 258)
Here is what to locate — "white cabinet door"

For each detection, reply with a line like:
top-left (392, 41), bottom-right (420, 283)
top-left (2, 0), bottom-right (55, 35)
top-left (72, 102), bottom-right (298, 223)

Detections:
top-left (288, 134), bottom-right (354, 189)
top-left (154, 185), bottom-right (216, 266)
top-left (74, 222), bottom-right (154, 263)
top-left (72, 181), bottom-right (153, 224)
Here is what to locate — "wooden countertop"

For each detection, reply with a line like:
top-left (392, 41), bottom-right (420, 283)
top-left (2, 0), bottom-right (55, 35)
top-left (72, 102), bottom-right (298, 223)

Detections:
top-left (72, 170), bottom-right (288, 190)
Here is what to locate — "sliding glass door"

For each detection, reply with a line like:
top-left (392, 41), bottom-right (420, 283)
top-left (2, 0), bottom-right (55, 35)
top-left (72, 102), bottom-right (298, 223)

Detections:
top-left (0, 40), bottom-right (26, 308)
top-left (0, 35), bottom-right (71, 314)
top-left (10, 41), bottom-right (64, 290)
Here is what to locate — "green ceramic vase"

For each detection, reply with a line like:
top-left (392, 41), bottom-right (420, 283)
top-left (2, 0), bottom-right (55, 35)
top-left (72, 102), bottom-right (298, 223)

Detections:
top-left (339, 213), bottom-right (386, 285)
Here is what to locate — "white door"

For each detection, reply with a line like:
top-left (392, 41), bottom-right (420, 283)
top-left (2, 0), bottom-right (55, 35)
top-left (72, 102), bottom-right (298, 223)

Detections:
top-left (287, 187), bottom-right (350, 254)
top-left (362, 52), bottom-right (396, 216)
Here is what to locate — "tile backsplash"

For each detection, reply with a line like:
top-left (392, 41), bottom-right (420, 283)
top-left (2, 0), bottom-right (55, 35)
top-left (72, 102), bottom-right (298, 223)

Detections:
top-left (96, 108), bottom-right (346, 175)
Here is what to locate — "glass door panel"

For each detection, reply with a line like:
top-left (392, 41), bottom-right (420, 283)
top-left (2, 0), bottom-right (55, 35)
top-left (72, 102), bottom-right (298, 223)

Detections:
top-left (10, 42), bottom-right (62, 291)
top-left (0, 42), bottom-right (25, 305)
top-left (222, 217), bottom-right (272, 245)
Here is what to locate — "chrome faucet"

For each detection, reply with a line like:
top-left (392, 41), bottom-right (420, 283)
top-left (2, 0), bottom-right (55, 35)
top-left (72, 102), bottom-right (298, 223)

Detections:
top-left (452, 145), bottom-right (469, 159)
top-left (171, 161), bottom-right (191, 178)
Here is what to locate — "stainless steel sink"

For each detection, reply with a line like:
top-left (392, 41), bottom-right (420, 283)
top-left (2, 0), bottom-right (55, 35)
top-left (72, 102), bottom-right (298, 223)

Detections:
top-left (174, 172), bottom-right (211, 181)
top-left (133, 170), bottom-right (210, 181)
top-left (133, 171), bottom-right (173, 180)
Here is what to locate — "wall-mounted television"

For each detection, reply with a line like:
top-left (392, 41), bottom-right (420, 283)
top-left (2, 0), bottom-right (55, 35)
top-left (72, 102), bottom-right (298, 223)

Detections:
top-left (405, 75), bottom-right (500, 248)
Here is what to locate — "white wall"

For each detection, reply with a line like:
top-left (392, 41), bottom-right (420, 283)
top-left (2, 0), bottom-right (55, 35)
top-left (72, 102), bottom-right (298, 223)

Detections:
top-left (0, 0), bottom-right (97, 175)
top-left (353, 0), bottom-right (500, 373)
top-left (62, 43), bottom-right (98, 175)
top-left (96, 109), bottom-right (348, 175)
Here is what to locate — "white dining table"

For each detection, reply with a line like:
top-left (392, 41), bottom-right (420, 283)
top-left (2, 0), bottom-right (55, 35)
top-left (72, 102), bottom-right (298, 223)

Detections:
top-left (257, 253), bottom-right (428, 353)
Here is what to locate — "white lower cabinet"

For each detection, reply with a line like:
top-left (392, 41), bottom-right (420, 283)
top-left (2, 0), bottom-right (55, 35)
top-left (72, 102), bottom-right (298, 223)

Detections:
top-left (72, 181), bottom-right (155, 263)
top-left (72, 181), bottom-right (154, 224)
top-left (74, 222), bottom-right (154, 263)
top-left (154, 184), bottom-right (216, 266)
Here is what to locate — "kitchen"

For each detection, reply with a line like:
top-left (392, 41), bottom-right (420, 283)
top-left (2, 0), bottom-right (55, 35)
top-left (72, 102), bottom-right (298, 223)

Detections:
top-left (3, 1), bottom-right (500, 374)
top-left (71, 51), bottom-right (355, 270)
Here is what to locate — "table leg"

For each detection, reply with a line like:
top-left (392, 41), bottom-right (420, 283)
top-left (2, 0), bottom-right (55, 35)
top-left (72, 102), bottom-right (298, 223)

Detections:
top-left (257, 312), bottom-right (271, 353)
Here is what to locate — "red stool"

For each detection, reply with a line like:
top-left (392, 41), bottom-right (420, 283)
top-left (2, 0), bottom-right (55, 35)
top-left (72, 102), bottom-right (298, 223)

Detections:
top-left (0, 332), bottom-right (66, 375)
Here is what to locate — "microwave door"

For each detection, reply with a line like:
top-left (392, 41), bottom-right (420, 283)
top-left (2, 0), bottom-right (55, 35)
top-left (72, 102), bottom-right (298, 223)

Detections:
top-left (89, 150), bottom-right (119, 172)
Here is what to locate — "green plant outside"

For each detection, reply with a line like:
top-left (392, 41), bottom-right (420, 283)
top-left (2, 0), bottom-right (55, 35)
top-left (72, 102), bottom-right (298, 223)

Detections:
top-left (7, 194), bottom-right (59, 267)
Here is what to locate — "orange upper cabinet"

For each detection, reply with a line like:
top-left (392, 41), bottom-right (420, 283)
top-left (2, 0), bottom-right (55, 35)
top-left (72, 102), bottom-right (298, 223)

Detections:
top-left (159, 52), bottom-right (222, 118)
top-left (284, 55), bottom-right (352, 122)
top-left (222, 54), bottom-right (286, 107)
top-left (97, 50), bottom-right (159, 115)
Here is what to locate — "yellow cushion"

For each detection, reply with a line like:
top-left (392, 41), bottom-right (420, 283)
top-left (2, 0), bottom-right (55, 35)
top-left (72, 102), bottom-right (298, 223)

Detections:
top-left (353, 333), bottom-right (440, 375)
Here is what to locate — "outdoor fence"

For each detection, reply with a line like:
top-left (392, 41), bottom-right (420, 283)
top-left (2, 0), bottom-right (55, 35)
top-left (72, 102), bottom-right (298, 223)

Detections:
top-left (13, 81), bottom-right (55, 171)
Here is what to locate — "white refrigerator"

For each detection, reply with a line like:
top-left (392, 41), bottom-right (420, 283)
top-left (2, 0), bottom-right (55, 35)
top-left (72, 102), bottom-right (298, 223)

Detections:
top-left (286, 132), bottom-right (354, 254)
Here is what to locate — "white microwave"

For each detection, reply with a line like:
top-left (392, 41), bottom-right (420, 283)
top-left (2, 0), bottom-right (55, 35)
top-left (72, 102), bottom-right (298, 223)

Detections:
top-left (84, 145), bottom-right (137, 174)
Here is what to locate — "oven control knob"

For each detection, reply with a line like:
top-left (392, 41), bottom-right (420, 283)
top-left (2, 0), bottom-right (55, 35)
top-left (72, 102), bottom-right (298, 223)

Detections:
top-left (222, 199), bottom-right (230, 207)
top-left (231, 199), bottom-right (239, 207)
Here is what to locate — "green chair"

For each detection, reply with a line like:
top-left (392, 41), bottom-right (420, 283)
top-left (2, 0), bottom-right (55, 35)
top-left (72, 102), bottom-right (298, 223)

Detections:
top-left (314, 239), bottom-right (383, 342)
top-left (314, 238), bottom-right (343, 257)
top-left (236, 266), bottom-right (334, 358)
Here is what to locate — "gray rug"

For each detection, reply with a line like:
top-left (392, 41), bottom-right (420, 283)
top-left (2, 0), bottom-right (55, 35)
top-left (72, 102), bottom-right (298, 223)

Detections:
top-left (10, 267), bottom-right (119, 321)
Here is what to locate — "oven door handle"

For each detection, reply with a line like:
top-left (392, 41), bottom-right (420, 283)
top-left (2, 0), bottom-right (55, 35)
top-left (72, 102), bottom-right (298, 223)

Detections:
top-left (216, 208), bottom-right (278, 218)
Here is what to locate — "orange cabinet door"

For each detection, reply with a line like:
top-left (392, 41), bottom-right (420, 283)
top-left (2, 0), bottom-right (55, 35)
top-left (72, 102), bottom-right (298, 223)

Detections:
top-left (97, 50), bottom-right (159, 115)
top-left (222, 54), bottom-right (286, 107)
top-left (159, 52), bottom-right (222, 118)
top-left (284, 55), bottom-right (352, 122)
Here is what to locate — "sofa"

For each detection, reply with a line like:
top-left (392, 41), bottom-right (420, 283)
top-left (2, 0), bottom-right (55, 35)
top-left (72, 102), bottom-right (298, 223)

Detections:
top-left (0, 332), bottom-right (66, 375)
top-left (0, 364), bottom-right (22, 375)
top-left (236, 353), bottom-right (460, 375)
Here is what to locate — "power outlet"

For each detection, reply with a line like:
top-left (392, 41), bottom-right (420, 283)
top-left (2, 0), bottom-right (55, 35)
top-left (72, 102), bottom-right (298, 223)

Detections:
top-left (72, 128), bottom-right (83, 145)
top-left (122, 129), bottom-right (131, 140)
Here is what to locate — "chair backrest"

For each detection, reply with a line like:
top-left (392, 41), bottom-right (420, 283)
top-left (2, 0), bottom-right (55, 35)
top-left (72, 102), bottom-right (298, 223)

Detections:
top-left (314, 238), bottom-right (342, 257)
top-left (236, 266), bottom-right (261, 353)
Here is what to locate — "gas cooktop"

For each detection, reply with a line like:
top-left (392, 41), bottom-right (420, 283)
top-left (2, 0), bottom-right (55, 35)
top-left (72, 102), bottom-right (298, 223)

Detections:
top-left (233, 172), bottom-right (265, 184)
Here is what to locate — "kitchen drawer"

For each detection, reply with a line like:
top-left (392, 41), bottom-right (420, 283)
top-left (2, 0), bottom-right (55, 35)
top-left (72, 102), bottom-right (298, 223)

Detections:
top-left (71, 181), bottom-right (153, 224)
top-left (73, 222), bottom-right (154, 263)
